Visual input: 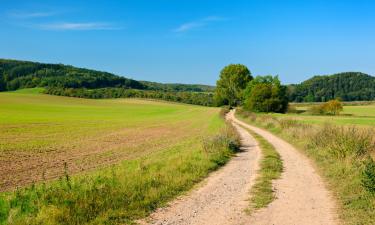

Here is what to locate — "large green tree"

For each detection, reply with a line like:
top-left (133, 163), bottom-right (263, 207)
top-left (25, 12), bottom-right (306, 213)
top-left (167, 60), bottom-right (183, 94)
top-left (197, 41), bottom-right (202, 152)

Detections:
top-left (214, 64), bottom-right (253, 106)
top-left (244, 75), bottom-right (288, 113)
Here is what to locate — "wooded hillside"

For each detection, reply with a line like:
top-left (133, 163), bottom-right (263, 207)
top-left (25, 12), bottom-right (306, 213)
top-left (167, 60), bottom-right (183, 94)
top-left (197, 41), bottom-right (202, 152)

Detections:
top-left (288, 72), bottom-right (375, 102)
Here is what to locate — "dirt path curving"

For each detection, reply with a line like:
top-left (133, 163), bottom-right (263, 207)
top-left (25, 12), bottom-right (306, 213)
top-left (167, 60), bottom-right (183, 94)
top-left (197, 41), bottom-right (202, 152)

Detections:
top-left (140, 110), bottom-right (338, 225)
top-left (230, 110), bottom-right (338, 225)
top-left (139, 115), bottom-right (262, 225)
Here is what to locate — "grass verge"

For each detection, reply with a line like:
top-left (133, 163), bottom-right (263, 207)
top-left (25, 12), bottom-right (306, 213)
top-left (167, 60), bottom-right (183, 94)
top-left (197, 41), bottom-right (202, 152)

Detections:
top-left (236, 108), bottom-right (375, 225)
top-left (241, 127), bottom-right (283, 213)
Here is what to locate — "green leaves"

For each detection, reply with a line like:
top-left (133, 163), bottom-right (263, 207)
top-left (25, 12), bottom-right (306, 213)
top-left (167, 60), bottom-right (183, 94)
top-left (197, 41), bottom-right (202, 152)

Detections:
top-left (243, 75), bottom-right (288, 113)
top-left (214, 64), bottom-right (253, 107)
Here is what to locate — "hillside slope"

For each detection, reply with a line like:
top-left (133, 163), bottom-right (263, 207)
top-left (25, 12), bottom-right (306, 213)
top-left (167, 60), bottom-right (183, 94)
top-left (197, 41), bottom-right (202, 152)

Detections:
top-left (289, 72), bottom-right (375, 102)
top-left (0, 59), bottom-right (214, 92)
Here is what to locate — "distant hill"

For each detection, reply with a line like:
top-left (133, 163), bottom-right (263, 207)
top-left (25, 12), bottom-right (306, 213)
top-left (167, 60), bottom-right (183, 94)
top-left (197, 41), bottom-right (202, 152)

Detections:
top-left (288, 72), bottom-right (375, 102)
top-left (0, 59), bottom-right (214, 92)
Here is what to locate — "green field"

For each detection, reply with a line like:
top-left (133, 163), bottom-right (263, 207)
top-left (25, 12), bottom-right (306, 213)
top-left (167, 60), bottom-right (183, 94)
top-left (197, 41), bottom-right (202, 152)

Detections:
top-left (272, 103), bottom-right (375, 126)
top-left (0, 89), bottom-right (237, 224)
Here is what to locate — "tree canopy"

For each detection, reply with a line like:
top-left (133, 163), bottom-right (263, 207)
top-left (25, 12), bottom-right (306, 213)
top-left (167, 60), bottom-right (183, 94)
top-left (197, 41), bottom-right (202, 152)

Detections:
top-left (0, 59), bottom-right (214, 93)
top-left (288, 72), bottom-right (375, 102)
top-left (244, 75), bottom-right (288, 113)
top-left (214, 64), bottom-right (253, 106)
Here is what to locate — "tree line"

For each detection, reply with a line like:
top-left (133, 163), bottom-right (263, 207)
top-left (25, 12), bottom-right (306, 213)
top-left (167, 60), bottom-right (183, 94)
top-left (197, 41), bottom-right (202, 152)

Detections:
top-left (45, 87), bottom-right (214, 106)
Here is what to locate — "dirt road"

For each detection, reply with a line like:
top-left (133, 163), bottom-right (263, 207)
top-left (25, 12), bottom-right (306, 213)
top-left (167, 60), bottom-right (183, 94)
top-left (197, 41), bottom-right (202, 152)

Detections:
top-left (230, 110), bottom-right (338, 225)
top-left (140, 115), bottom-right (261, 225)
top-left (141, 110), bottom-right (338, 225)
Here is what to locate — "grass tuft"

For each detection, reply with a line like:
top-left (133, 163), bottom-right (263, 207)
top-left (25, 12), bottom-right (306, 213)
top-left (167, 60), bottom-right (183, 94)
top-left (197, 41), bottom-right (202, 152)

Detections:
top-left (243, 128), bottom-right (282, 212)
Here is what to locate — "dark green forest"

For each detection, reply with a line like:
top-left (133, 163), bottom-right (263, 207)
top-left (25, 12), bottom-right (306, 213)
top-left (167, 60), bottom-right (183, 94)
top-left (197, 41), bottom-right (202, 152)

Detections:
top-left (288, 72), bottom-right (375, 102)
top-left (0, 59), bottom-right (215, 106)
top-left (0, 59), bottom-right (213, 92)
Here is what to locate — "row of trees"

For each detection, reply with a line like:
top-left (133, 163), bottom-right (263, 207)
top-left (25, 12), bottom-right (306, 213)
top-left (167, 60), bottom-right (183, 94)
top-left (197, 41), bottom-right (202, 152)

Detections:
top-left (45, 87), bottom-right (214, 106)
top-left (214, 64), bottom-right (289, 113)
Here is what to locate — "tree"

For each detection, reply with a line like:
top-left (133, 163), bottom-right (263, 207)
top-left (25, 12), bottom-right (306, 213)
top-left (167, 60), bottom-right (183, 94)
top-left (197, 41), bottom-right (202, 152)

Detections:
top-left (307, 99), bottom-right (343, 115)
top-left (214, 64), bottom-right (253, 106)
top-left (322, 99), bottom-right (343, 115)
top-left (243, 75), bottom-right (288, 113)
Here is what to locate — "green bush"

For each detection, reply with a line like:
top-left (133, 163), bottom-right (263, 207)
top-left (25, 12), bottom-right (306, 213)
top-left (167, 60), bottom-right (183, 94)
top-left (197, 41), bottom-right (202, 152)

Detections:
top-left (362, 157), bottom-right (375, 194)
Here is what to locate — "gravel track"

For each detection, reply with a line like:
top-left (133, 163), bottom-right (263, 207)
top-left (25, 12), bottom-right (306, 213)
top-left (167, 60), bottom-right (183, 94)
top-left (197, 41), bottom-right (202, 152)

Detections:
top-left (140, 110), bottom-right (338, 225)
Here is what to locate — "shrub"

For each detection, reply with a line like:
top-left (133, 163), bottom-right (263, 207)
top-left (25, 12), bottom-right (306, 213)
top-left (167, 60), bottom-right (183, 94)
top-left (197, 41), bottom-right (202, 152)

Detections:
top-left (362, 157), bottom-right (375, 194)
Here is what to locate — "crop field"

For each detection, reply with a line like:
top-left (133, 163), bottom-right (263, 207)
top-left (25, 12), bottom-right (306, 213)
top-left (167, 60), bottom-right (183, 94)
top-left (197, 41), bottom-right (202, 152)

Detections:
top-left (271, 103), bottom-right (375, 126)
top-left (0, 89), bottom-right (241, 224)
top-left (0, 88), bottom-right (222, 191)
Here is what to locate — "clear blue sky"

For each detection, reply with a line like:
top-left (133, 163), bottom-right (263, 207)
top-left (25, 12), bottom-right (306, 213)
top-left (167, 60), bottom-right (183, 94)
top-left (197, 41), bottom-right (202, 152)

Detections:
top-left (1, 0), bottom-right (375, 85)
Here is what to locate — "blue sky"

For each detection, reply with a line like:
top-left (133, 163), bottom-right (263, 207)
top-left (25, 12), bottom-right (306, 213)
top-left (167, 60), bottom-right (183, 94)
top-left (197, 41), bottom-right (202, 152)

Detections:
top-left (1, 0), bottom-right (375, 85)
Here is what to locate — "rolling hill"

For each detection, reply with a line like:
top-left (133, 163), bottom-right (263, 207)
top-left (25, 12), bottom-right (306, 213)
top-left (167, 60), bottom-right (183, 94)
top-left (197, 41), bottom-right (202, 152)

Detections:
top-left (288, 72), bottom-right (375, 102)
top-left (0, 59), bottom-right (214, 92)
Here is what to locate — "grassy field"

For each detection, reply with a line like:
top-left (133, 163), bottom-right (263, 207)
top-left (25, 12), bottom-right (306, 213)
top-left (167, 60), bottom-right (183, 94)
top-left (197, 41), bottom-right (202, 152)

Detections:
top-left (0, 89), bottom-right (238, 224)
top-left (236, 108), bottom-right (375, 225)
top-left (271, 103), bottom-right (375, 126)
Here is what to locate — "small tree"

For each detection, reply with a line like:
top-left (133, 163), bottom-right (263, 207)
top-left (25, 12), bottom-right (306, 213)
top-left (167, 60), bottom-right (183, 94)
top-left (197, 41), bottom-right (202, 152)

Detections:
top-left (322, 99), bottom-right (343, 115)
top-left (214, 64), bottom-right (253, 106)
top-left (308, 99), bottom-right (343, 115)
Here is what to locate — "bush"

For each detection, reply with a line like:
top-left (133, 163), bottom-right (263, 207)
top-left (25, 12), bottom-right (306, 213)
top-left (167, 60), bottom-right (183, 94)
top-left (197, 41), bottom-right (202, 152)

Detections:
top-left (362, 157), bottom-right (375, 194)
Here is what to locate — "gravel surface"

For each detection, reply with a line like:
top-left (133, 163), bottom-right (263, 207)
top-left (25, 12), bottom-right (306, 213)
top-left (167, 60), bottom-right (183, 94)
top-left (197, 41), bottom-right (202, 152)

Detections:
top-left (140, 110), bottom-right (338, 225)
top-left (231, 110), bottom-right (338, 225)
top-left (139, 114), bottom-right (261, 225)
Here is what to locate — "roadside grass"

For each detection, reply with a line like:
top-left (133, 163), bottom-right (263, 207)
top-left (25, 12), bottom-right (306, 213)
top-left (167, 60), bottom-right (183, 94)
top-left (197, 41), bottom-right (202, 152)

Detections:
top-left (242, 127), bottom-right (282, 213)
top-left (0, 90), bottom-right (241, 224)
top-left (236, 108), bottom-right (375, 225)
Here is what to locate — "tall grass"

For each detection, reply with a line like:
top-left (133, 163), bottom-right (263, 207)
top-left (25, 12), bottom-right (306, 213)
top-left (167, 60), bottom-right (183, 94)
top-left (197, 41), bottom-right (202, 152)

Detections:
top-left (236, 108), bottom-right (375, 225)
top-left (0, 121), bottom-right (240, 225)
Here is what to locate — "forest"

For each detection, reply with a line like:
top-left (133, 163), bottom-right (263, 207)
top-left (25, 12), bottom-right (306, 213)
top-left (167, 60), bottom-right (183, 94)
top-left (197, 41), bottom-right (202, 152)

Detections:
top-left (288, 72), bottom-right (375, 102)
top-left (0, 59), bottom-right (213, 93)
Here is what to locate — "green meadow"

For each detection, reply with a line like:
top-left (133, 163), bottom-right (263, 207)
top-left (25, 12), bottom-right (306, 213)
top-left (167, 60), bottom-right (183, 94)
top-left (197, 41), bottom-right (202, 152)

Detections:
top-left (270, 103), bottom-right (375, 126)
top-left (0, 89), bottom-right (238, 224)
